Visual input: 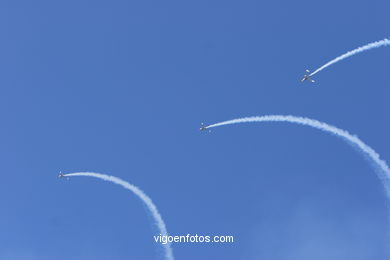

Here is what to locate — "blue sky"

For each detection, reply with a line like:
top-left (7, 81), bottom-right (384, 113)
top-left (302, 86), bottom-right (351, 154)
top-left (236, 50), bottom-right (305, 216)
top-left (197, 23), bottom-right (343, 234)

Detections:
top-left (0, 0), bottom-right (389, 259)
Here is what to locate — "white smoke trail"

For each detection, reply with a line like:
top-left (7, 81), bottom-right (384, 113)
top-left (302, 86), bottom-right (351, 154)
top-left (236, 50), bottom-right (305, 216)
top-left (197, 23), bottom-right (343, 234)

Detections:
top-left (206, 115), bottom-right (390, 198)
top-left (63, 172), bottom-right (174, 260)
top-left (309, 38), bottom-right (390, 76)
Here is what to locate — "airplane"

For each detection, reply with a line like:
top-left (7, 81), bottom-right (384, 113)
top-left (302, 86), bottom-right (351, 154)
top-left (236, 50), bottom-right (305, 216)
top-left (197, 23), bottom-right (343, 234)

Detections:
top-left (301, 69), bottom-right (315, 83)
top-left (199, 123), bottom-right (210, 132)
top-left (58, 172), bottom-right (64, 178)
top-left (58, 172), bottom-right (68, 179)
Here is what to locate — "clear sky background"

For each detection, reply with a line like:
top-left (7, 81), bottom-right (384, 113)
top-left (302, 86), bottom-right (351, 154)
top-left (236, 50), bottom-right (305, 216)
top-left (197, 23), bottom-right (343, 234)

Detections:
top-left (0, 0), bottom-right (389, 259)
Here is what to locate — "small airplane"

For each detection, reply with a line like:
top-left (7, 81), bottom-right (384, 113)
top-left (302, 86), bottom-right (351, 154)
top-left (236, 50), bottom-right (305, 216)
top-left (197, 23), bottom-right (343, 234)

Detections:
top-left (200, 123), bottom-right (207, 131)
top-left (200, 123), bottom-right (210, 132)
top-left (58, 172), bottom-right (69, 180)
top-left (301, 69), bottom-right (315, 83)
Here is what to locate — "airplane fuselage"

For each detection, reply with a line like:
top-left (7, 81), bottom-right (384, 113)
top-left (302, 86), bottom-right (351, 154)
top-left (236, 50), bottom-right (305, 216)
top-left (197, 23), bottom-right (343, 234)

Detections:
top-left (301, 74), bottom-right (314, 83)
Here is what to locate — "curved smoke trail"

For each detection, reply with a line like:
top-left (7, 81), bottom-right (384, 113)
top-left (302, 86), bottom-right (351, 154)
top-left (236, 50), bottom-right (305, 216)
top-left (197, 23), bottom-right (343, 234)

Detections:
top-left (206, 115), bottom-right (390, 198)
top-left (63, 172), bottom-right (174, 260)
top-left (310, 38), bottom-right (390, 76)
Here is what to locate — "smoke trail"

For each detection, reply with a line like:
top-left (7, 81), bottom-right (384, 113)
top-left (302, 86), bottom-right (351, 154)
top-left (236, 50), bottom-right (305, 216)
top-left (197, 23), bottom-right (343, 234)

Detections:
top-left (309, 38), bottom-right (390, 76)
top-left (63, 172), bottom-right (174, 260)
top-left (206, 115), bottom-right (390, 197)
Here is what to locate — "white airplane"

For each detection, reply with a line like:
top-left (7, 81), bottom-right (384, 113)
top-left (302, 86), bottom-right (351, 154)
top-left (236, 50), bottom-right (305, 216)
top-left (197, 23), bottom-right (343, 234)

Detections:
top-left (301, 70), bottom-right (315, 83)
top-left (58, 172), bottom-right (70, 180)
